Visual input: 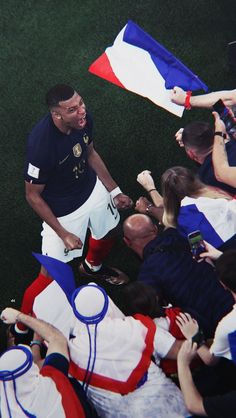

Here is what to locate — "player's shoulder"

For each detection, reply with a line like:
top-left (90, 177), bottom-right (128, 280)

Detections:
top-left (27, 113), bottom-right (55, 145)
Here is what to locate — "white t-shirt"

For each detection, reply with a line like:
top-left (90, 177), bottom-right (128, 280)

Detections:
top-left (153, 317), bottom-right (176, 363)
top-left (210, 304), bottom-right (236, 359)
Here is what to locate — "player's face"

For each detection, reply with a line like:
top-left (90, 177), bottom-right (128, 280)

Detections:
top-left (56, 92), bottom-right (87, 130)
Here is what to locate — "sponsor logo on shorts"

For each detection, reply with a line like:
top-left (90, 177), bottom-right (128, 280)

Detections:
top-left (73, 143), bottom-right (82, 157)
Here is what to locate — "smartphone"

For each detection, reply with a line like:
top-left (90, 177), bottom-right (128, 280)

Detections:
top-left (213, 99), bottom-right (236, 135)
top-left (188, 230), bottom-right (206, 261)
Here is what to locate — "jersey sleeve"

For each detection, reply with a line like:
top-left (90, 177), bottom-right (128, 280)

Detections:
top-left (153, 323), bottom-right (176, 359)
top-left (24, 129), bottom-right (55, 184)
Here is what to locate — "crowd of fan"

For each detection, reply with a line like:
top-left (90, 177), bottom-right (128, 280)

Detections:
top-left (1, 86), bottom-right (236, 417)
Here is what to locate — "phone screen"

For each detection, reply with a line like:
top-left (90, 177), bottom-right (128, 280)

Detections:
top-left (188, 231), bottom-right (206, 261)
top-left (212, 99), bottom-right (229, 116)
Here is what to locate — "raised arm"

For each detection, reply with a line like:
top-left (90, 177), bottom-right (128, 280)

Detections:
top-left (87, 142), bottom-right (132, 209)
top-left (1, 307), bottom-right (69, 359)
top-left (211, 112), bottom-right (236, 187)
top-left (137, 170), bottom-right (163, 208)
top-left (177, 340), bottom-right (207, 416)
top-left (171, 86), bottom-right (236, 108)
top-left (25, 181), bottom-right (83, 250)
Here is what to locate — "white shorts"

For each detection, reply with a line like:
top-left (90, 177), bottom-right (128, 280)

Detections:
top-left (41, 177), bottom-right (120, 262)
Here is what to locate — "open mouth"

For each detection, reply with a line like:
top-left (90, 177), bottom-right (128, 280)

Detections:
top-left (78, 114), bottom-right (86, 127)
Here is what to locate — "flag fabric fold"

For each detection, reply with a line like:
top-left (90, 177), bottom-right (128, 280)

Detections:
top-left (32, 252), bottom-right (76, 302)
top-left (177, 197), bottom-right (236, 248)
top-left (89, 20), bottom-right (208, 117)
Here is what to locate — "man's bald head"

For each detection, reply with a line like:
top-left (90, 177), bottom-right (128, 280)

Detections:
top-left (123, 214), bottom-right (158, 258)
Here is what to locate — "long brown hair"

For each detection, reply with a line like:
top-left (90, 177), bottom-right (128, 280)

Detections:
top-left (161, 166), bottom-right (230, 227)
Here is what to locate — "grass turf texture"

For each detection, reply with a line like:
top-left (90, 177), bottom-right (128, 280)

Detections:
top-left (0, 0), bottom-right (236, 351)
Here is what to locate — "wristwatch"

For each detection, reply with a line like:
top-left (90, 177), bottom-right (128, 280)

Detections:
top-left (214, 131), bottom-right (227, 139)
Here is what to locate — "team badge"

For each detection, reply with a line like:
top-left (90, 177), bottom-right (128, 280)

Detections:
top-left (83, 133), bottom-right (89, 144)
top-left (73, 143), bottom-right (82, 157)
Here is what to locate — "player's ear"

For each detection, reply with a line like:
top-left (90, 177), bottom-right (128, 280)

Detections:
top-left (51, 110), bottom-right (62, 120)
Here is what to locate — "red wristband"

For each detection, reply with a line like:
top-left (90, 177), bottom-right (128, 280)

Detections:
top-left (184, 91), bottom-right (192, 110)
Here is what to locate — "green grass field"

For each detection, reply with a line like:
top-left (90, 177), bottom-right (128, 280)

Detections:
top-left (1, 0), bottom-right (236, 351)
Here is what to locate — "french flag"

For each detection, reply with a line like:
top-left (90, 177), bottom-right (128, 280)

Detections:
top-left (229, 330), bottom-right (236, 364)
top-left (177, 196), bottom-right (236, 249)
top-left (89, 20), bottom-right (208, 117)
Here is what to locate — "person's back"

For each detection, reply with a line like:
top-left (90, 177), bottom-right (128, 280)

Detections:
top-left (138, 227), bottom-right (234, 337)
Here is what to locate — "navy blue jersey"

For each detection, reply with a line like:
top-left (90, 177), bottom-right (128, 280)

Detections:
top-left (24, 112), bottom-right (97, 217)
top-left (198, 139), bottom-right (236, 195)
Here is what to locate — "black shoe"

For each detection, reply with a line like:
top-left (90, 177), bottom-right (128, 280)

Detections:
top-left (78, 261), bottom-right (129, 285)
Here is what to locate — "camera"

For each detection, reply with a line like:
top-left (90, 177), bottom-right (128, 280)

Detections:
top-left (213, 99), bottom-right (236, 137)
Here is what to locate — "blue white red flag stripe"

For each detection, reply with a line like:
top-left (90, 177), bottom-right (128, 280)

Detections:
top-left (177, 197), bottom-right (236, 248)
top-left (89, 20), bottom-right (208, 117)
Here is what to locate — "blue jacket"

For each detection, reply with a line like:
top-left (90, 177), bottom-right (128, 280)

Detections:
top-left (138, 228), bottom-right (234, 337)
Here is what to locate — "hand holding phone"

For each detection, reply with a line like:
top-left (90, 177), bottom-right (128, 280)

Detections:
top-left (213, 99), bottom-right (236, 136)
top-left (188, 230), bottom-right (206, 261)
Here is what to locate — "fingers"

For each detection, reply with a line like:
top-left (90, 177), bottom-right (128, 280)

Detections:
top-left (0, 310), bottom-right (6, 322)
top-left (176, 312), bottom-right (192, 325)
top-left (212, 111), bottom-right (220, 120)
top-left (175, 128), bottom-right (184, 147)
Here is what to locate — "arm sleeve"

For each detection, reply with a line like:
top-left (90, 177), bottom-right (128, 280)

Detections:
top-left (43, 353), bottom-right (69, 376)
top-left (210, 316), bottom-right (233, 360)
top-left (24, 129), bottom-right (54, 184)
top-left (153, 322), bottom-right (176, 359)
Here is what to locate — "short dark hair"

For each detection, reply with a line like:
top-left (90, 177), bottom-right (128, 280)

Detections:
top-left (121, 282), bottom-right (164, 318)
top-left (45, 84), bottom-right (75, 108)
top-left (182, 121), bottom-right (214, 153)
top-left (215, 250), bottom-right (236, 292)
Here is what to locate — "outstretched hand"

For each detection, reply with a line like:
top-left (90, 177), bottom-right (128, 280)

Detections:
top-left (176, 312), bottom-right (199, 339)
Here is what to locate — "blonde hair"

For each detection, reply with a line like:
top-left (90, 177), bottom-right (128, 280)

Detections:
top-left (161, 166), bottom-right (232, 227)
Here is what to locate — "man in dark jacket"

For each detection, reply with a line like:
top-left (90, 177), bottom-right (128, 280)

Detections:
top-left (123, 214), bottom-right (234, 337)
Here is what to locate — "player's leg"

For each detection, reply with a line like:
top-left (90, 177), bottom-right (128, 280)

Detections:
top-left (78, 179), bottom-right (129, 285)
